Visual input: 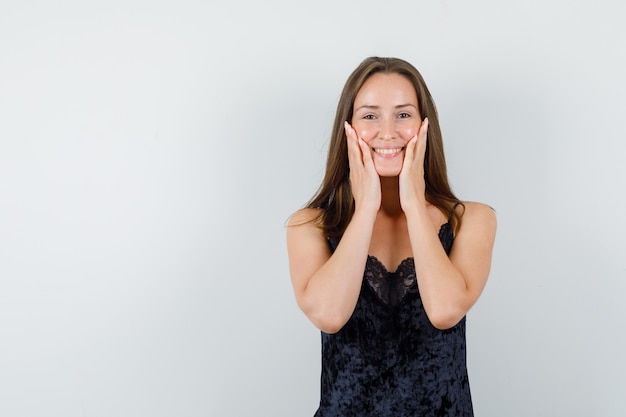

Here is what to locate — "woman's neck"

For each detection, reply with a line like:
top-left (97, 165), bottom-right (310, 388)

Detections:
top-left (379, 176), bottom-right (403, 216)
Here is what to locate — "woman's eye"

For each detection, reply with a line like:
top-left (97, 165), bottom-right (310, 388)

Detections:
top-left (398, 112), bottom-right (411, 119)
top-left (363, 114), bottom-right (376, 120)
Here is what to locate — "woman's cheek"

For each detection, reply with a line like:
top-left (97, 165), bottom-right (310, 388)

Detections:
top-left (354, 126), bottom-right (375, 142)
top-left (402, 127), bottom-right (418, 139)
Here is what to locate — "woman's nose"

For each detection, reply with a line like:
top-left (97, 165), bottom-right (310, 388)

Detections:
top-left (380, 118), bottom-right (396, 139)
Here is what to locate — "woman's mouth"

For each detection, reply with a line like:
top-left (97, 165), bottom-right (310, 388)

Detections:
top-left (373, 147), bottom-right (404, 157)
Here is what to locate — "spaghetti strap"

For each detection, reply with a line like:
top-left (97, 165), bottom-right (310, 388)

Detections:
top-left (446, 201), bottom-right (464, 237)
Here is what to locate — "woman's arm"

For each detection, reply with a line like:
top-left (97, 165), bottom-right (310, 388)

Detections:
top-left (286, 208), bottom-right (376, 334)
top-left (400, 119), bottom-right (497, 329)
top-left (287, 122), bottom-right (380, 334)
top-left (405, 202), bottom-right (497, 329)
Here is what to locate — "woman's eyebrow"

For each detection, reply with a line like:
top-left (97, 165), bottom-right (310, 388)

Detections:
top-left (354, 105), bottom-right (380, 112)
top-left (354, 103), bottom-right (417, 111)
top-left (395, 103), bottom-right (418, 109)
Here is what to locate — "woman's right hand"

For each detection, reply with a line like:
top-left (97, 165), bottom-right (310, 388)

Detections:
top-left (345, 121), bottom-right (381, 214)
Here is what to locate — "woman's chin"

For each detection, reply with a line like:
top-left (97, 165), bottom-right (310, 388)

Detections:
top-left (374, 164), bottom-right (403, 177)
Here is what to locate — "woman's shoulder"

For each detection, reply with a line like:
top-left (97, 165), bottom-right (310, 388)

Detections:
top-left (287, 207), bottom-right (324, 228)
top-left (286, 208), bottom-right (329, 256)
top-left (459, 201), bottom-right (495, 215)
top-left (457, 201), bottom-right (497, 232)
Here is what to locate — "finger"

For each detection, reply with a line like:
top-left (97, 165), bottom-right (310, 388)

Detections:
top-left (345, 121), bottom-right (357, 151)
top-left (358, 137), bottom-right (375, 168)
top-left (400, 134), bottom-right (417, 175)
top-left (415, 117), bottom-right (429, 157)
top-left (404, 134), bottom-right (418, 162)
top-left (345, 121), bottom-right (363, 167)
top-left (344, 121), bottom-right (353, 143)
top-left (418, 117), bottom-right (429, 142)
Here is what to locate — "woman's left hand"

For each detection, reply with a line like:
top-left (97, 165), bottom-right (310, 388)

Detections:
top-left (399, 117), bottom-right (429, 212)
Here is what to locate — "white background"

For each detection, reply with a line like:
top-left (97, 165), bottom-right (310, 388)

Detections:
top-left (1, 1), bottom-right (625, 416)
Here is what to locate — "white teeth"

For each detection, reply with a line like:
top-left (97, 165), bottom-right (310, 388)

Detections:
top-left (374, 148), bottom-right (402, 155)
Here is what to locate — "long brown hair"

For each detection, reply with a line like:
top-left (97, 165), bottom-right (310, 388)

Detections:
top-left (306, 57), bottom-right (463, 238)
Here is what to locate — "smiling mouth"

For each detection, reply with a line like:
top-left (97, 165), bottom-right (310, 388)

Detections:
top-left (373, 147), bottom-right (404, 156)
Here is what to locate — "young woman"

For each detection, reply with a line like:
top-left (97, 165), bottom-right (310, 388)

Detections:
top-left (286, 57), bottom-right (497, 416)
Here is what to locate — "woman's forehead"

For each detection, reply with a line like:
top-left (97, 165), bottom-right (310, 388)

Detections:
top-left (354, 73), bottom-right (418, 107)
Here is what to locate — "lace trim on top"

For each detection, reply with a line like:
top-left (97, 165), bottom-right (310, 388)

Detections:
top-left (328, 222), bottom-right (454, 307)
top-left (365, 256), bottom-right (415, 306)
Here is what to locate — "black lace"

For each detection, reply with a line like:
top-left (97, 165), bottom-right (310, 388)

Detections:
top-left (328, 222), bottom-right (453, 307)
top-left (364, 257), bottom-right (415, 306)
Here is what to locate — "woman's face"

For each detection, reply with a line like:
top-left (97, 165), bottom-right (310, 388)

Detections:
top-left (351, 72), bottom-right (421, 177)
